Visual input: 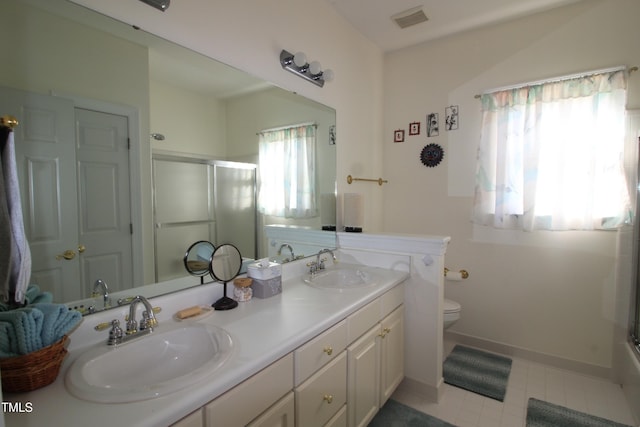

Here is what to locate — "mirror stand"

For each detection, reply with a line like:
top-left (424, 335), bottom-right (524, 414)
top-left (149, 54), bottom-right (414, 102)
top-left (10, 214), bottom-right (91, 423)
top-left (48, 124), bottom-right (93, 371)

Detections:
top-left (212, 283), bottom-right (238, 310)
top-left (209, 244), bottom-right (243, 311)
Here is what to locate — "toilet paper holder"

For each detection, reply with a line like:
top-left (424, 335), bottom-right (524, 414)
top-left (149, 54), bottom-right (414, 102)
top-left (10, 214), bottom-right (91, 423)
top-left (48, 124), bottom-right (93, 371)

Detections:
top-left (444, 268), bottom-right (469, 280)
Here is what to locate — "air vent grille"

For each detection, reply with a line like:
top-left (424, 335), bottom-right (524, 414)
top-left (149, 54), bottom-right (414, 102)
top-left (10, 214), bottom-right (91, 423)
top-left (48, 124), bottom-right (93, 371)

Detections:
top-left (392, 7), bottom-right (428, 29)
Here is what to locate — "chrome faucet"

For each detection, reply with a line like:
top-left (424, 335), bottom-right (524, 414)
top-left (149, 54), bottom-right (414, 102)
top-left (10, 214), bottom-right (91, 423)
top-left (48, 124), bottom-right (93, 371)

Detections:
top-left (91, 279), bottom-right (111, 309)
top-left (277, 243), bottom-right (295, 262)
top-left (310, 248), bottom-right (336, 274)
top-left (126, 295), bottom-right (158, 336)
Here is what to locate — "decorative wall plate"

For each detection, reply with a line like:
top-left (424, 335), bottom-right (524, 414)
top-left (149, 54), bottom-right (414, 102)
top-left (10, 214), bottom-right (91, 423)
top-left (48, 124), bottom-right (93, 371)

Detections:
top-left (420, 143), bottom-right (444, 167)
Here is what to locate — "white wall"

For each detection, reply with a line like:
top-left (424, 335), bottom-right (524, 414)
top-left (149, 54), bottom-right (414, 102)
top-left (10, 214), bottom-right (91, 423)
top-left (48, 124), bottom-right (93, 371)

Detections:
top-left (382, 0), bottom-right (640, 371)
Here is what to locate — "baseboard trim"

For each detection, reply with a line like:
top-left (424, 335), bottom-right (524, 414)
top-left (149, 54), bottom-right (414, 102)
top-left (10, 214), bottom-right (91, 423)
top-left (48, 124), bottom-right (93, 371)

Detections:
top-left (445, 331), bottom-right (612, 380)
top-left (398, 376), bottom-right (444, 403)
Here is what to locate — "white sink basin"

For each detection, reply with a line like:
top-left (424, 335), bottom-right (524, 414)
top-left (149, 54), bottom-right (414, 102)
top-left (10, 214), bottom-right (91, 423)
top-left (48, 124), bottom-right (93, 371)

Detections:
top-left (304, 264), bottom-right (382, 291)
top-left (65, 323), bottom-right (233, 403)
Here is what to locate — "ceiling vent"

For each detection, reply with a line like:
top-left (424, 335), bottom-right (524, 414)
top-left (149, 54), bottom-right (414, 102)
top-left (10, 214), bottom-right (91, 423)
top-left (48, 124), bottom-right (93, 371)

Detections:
top-left (392, 7), bottom-right (428, 29)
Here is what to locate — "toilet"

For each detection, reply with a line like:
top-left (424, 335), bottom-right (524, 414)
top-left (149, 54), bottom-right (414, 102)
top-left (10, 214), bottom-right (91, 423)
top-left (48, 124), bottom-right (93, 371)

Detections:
top-left (443, 298), bottom-right (461, 329)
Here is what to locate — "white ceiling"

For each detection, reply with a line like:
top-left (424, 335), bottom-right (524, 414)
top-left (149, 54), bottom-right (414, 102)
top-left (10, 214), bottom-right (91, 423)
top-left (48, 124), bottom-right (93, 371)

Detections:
top-left (324, 0), bottom-right (585, 52)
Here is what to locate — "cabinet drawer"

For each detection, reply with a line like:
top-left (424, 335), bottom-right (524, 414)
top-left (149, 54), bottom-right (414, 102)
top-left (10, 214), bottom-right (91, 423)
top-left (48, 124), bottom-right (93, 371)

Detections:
top-left (294, 319), bottom-right (347, 385)
top-left (296, 351), bottom-right (347, 427)
top-left (170, 408), bottom-right (203, 427)
top-left (325, 404), bottom-right (347, 427)
top-left (204, 353), bottom-right (293, 427)
top-left (381, 283), bottom-right (404, 318)
top-left (347, 298), bottom-right (381, 342)
top-left (247, 391), bottom-right (294, 427)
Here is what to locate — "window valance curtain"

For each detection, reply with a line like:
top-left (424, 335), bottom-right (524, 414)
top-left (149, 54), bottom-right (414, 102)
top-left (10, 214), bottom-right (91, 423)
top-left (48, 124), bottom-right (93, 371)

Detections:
top-left (258, 124), bottom-right (317, 219)
top-left (472, 70), bottom-right (631, 231)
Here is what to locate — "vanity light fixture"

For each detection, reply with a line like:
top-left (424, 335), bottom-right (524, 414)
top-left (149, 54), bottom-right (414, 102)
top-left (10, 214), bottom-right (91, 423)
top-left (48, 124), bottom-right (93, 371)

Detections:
top-left (280, 50), bottom-right (334, 88)
top-left (138, 0), bottom-right (170, 12)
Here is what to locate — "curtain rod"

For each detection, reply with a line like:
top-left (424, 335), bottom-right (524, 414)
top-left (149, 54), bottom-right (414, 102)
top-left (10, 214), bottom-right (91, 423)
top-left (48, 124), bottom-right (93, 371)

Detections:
top-left (257, 122), bottom-right (317, 135)
top-left (474, 65), bottom-right (637, 99)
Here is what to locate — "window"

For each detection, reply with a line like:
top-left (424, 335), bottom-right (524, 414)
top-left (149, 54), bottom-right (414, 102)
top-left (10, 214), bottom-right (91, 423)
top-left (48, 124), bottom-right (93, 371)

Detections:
top-left (472, 69), bottom-right (631, 231)
top-left (258, 124), bottom-right (317, 218)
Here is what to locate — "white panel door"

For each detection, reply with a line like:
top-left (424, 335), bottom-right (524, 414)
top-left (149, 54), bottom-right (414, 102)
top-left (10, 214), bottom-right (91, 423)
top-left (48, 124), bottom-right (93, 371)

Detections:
top-left (75, 108), bottom-right (133, 294)
top-left (0, 86), bottom-right (80, 301)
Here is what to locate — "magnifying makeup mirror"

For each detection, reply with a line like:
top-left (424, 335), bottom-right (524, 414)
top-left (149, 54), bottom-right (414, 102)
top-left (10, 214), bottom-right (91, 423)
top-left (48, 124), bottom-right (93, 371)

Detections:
top-left (184, 241), bottom-right (215, 284)
top-left (209, 243), bottom-right (242, 310)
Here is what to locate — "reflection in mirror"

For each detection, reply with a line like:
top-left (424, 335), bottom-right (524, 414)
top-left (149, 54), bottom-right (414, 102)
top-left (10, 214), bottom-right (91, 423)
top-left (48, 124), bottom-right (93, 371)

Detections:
top-left (209, 244), bottom-right (242, 311)
top-left (183, 241), bottom-right (215, 284)
top-left (1, 0), bottom-right (336, 315)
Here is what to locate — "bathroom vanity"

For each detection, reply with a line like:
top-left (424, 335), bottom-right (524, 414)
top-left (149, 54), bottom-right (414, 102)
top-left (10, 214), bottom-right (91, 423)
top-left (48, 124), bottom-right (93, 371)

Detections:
top-left (4, 261), bottom-right (407, 427)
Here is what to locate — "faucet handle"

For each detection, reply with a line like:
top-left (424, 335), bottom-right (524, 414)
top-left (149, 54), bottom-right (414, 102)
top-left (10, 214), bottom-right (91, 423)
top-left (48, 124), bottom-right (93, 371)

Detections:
top-left (126, 318), bottom-right (138, 335)
top-left (306, 261), bottom-right (319, 274)
top-left (140, 311), bottom-right (158, 330)
top-left (108, 320), bottom-right (123, 345)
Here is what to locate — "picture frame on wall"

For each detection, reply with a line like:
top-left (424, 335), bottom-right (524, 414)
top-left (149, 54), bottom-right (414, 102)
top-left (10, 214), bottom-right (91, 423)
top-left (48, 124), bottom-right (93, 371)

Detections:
top-left (409, 122), bottom-right (421, 135)
top-left (394, 129), bottom-right (405, 143)
top-left (445, 105), bottom-right (459, 130)
top-left (427, 113), bottom-right (439, 137)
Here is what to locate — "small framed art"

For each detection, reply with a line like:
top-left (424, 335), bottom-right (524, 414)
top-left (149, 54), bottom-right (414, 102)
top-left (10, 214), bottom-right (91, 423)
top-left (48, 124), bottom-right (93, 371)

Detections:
top-left (409, 122), bottom-right (420, 136)
top-left (394, 129), bottom-right (405, 143)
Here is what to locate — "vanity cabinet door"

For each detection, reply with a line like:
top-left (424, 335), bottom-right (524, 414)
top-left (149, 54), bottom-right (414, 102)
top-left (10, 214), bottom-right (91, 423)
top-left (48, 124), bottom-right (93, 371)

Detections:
top-left (170, 409), bottom-right (203, 427)
top-left (347, 324), bottom-right (381, 427)
top-left (247, 391), bottom-right (295, 427)
top-left (379, 306), bottom-right (404, 405)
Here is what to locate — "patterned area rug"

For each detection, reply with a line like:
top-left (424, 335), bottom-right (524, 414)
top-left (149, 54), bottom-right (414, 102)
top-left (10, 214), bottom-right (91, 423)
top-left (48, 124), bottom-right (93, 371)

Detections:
top-left (369, 399), bottom-right (456, 427)
top-left (443, 345), bottom-right (512, 401)
top-left (526, 398), bottom-right (633, 427)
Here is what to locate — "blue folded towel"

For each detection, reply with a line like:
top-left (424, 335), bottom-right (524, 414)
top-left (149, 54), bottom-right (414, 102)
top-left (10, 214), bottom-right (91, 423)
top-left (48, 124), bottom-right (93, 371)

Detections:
top-left (34, 303), bottom-right (82, 347)
top-left (0, 304), bottom-right (81, 357)
top-left (0, 308), bottom-right (43, 357)
top-left (24, 284), bottom-right (53, 305)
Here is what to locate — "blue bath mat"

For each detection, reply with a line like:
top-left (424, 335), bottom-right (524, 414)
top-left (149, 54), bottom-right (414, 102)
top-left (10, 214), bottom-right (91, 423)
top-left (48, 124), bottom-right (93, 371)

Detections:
top-left (369, 399), bottom-right (456, 427)
top-left (443, 345), bottom-right (512, 401)
top-left (526, 398), bottom-right (633, 427)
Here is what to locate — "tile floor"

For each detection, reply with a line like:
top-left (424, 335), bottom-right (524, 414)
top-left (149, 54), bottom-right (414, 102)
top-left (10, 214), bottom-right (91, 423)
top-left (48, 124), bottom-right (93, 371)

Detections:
top-left (391, 342), bottom-right (638, 427)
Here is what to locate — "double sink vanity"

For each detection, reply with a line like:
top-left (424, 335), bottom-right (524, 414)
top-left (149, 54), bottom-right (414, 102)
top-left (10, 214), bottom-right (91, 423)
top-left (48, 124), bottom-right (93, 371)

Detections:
top-left (4, 254), bottom-right (409, 427)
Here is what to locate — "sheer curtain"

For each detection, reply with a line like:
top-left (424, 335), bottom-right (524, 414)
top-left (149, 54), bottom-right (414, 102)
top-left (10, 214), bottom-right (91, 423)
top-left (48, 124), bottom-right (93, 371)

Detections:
top-left (472, 70), bottom-right (630, 231)
top-left (258, 124), bottom-right (317, 218)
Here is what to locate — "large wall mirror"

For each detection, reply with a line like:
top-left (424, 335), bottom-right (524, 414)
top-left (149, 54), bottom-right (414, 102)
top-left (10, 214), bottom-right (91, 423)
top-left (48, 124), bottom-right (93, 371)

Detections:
top-left (1, 0), bottom-right (336, 314)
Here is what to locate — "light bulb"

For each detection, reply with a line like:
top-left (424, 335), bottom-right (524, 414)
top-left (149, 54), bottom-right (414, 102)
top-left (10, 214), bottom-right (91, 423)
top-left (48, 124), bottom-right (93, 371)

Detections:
top-left (322, 69), bottom-right (335, 82)
top-left (293, 52), bottom-right (307, 67)
top-left (309, 61), bottom-right (322, 75)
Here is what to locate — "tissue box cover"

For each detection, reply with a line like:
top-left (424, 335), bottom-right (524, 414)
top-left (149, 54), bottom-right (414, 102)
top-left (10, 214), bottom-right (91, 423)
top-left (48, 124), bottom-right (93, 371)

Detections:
top-left (247, 262), bottom-right (282, 280)
top-left (251, 277), bottom-right (282, 298)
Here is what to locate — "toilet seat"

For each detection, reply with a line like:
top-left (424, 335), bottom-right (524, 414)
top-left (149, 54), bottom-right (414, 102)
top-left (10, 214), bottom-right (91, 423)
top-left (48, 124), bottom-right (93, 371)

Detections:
top-left (444, 298), bottom-right (461, 314)
top-left (443, 298), bottom-right (461, 330)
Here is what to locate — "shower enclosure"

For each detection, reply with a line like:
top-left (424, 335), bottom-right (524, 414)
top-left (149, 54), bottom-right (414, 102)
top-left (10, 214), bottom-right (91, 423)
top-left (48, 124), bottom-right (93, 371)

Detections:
top-left (617, 110), bottom-right (640, 423)
top-left (152, 154), bottom-right (257, 282)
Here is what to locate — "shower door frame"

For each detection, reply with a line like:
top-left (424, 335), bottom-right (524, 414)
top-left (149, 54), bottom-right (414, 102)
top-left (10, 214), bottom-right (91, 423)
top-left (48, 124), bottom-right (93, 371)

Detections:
top-left (633, 134), bottom-right (640, 359)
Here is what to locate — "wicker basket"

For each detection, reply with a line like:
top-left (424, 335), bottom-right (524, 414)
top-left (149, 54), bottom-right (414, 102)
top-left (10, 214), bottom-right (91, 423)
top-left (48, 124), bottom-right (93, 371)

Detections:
top-left (1, 336), bottom-right (69, 393)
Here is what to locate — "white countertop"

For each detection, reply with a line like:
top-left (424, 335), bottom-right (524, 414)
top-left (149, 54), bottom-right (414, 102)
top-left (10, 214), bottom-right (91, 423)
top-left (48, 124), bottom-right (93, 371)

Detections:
top-left (4, 263), bottom-right (407, 427)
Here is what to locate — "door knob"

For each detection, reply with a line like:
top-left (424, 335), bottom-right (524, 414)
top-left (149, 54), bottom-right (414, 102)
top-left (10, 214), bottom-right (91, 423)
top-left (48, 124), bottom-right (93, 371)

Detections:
top-left (55, 250), bottom-right (76, 261)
